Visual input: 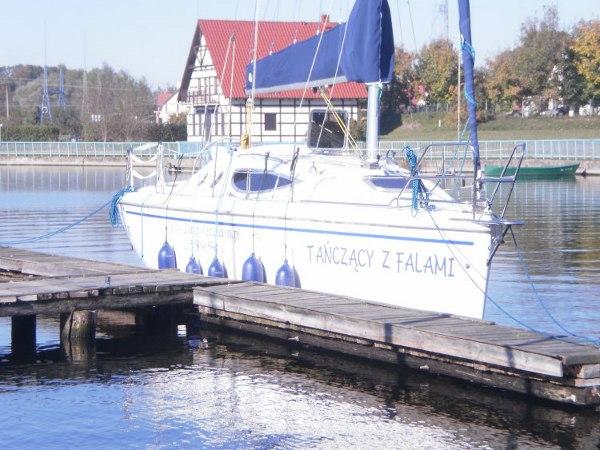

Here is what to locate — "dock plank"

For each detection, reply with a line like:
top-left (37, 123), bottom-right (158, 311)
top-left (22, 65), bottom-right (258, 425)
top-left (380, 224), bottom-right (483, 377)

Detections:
top-left (194, 283), bottom-right (600, 383)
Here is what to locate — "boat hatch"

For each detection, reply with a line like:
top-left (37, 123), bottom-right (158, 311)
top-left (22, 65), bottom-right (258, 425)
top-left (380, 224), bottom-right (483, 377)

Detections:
top-left (232, 169), bottom-right (292, 193)
top-left (366, 175), bottom-right (409, 190)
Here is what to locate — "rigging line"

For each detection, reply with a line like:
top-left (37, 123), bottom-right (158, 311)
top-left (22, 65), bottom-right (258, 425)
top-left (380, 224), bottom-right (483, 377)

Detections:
top-left (424, 208), bottom-right (542, 333)
top-left (406, 0), bottom-right (418, 54)
top-left (327, 0), bottom-right (352, 99)
top-left (426, 208), bottom-right (599, 346)
top-left (250, 0), bottom-right (260, 108)
top-left (509, 227), bottom-right (600, 346)
top-left (395, 0), bottom-right (404, 48)
top-left (298, 0), bottom-right (333, 108)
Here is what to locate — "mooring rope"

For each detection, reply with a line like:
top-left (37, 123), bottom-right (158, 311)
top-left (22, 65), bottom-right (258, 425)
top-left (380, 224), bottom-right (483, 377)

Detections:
top-left (0, 187), bottom-right (133, 246)
top-left (109, 186), bottom-right (135, 227)
top-left (508, 228), bottom-right (600, 346)
top-left (425, 208), bottom-right (600, 347)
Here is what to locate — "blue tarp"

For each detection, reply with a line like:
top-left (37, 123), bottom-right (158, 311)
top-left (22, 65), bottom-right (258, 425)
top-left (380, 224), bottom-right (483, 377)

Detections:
top-left (245, 0), bottom-right (395, 95)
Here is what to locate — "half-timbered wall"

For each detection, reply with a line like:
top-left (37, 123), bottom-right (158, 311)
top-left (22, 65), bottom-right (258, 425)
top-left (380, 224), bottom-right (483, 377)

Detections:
top-left (185, 32), bottom-right (363, 144)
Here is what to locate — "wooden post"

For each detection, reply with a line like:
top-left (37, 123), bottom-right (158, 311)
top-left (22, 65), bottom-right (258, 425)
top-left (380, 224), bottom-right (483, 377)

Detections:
top-left (135, 305), bottom-right (182, 335)
top-left (11, 315), bottom-right (36, 360)
top-left (61, 310), bottom-right (97, 362)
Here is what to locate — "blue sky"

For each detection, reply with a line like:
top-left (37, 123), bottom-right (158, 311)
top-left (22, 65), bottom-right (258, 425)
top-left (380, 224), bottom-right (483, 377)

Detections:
top-left (1, 0), bottom-right (598, 88)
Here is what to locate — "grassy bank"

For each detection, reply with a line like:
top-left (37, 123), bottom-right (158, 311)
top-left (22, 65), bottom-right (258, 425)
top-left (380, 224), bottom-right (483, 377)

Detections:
top-left (382, 114), bottom-right (600, 141)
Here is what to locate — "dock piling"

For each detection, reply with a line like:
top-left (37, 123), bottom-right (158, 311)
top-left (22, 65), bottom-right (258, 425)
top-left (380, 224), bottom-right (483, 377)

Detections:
top-left (60, 310), bottom-right (97, 362)
top-left (11, 315), bottom-right (36, 360)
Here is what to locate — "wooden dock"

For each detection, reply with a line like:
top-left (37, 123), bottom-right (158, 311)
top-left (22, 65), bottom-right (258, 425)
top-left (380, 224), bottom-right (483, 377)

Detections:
top-left (194, 282), bottom-right (600, 408)
top-left (0, 247), bottom-right (234, 317)
top-left (3, 246), bottom-right (600, 408)
top-left (0, 247), bottom-right (235, 359)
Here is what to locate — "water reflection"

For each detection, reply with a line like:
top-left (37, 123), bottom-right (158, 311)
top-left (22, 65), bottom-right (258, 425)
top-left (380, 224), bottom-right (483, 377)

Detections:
top-left (1, 320), bottom-right (598, 449)
top-left (486, 177), bottom-right (600, 337)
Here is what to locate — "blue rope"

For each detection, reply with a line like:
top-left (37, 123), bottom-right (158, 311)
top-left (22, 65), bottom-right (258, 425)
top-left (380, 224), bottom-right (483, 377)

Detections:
top-left (0, 187), bottom-right (133, 246)
top-left (461, 40), bottom-right (475, 59)
top-left (460, 40), bottom-right (477, 108)
top-left (403, 146), bottom-right (429, 210)
top-left (0, 201), bottom-right (111, 246)
top-left (109, 186), bottom-right (134, 227)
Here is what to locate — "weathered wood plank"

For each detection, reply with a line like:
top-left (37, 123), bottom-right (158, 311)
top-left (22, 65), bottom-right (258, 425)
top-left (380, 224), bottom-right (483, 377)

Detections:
top-left (194, 288), bottom-right (568, 377)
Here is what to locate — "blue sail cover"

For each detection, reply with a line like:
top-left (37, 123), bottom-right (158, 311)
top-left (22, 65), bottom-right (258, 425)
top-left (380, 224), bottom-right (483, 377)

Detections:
top-left (245, 0), bottom-right (395, 94)
top-left (458, 0), bottom-right (481, 171)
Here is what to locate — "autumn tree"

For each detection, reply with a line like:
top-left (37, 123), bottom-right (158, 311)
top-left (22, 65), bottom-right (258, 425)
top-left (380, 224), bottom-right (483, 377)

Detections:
top-left (484, 49), bottom-right (522, 107)
top-left (415, 39), bottom-right (458, 105)
top-left (380, 47), bottom-right (416, 131)
top-left (571, 20), bottom-right (600, 105)
top-left (512, 6), bottom-right (569, 100)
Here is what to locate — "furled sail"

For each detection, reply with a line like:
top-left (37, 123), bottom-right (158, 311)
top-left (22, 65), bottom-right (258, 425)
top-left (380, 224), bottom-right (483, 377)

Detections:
top-left (245, 0), bottom-right (395, 95)
top-left (458, 0), bottom-right (481, 173)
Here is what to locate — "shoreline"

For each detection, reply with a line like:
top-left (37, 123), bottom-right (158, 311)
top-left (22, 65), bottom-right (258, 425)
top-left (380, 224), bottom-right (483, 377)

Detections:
top-left (1, 157), bottom-right (600, 176)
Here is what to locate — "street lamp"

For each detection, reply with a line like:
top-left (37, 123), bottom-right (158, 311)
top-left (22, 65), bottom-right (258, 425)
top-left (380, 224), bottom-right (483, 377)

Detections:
top-left (0, 123), bottom-right (3, 143)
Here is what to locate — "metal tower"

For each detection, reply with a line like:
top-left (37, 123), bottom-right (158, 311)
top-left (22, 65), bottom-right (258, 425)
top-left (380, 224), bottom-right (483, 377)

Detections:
top-left (439, 0), bottom-right (449, 41)
top-left (57, 67), bottom-right (66, 109)
top-left (40, 66), bottom-right (52, 124)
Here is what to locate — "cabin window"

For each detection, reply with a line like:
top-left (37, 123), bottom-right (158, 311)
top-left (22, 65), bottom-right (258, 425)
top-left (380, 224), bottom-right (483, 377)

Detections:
top-left (264, 113), bottom-right (277, 131)
top-left (233, 169), bottom-right (292, 192)
top-left (308, 109), bottom-right (348, 149)
top-left (366, 175), bottom-right (409, 190)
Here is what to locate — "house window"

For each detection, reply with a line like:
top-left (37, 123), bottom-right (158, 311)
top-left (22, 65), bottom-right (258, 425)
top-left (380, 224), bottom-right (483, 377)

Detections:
top-left (264, 113), bottom-right (277, 131)
top-left (308, 109), bottom-right (348, 149)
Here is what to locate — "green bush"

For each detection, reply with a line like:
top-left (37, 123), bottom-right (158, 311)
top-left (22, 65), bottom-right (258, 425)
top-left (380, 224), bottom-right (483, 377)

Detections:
top-left (3, 125), bottom-right (60, 141)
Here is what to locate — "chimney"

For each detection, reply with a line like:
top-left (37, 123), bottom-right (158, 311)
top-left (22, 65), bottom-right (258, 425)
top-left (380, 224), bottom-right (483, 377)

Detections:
top-left (321, 14), bottom-right (329, 23)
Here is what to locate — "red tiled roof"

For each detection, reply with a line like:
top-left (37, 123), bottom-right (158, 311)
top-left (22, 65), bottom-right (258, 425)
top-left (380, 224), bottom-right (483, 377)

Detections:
top-left (155, 90), bottom-right (176, 108)
top-left (181, 19), bottom-right (367, 100)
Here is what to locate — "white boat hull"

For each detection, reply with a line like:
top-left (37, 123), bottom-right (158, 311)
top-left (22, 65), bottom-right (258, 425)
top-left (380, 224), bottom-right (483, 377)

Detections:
top-left (120, 196), bottom-right (492, 319)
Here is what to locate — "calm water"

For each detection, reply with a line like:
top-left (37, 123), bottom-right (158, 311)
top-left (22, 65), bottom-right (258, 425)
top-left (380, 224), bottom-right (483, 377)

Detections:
top-left (1, 166), bottom-right (599, 448)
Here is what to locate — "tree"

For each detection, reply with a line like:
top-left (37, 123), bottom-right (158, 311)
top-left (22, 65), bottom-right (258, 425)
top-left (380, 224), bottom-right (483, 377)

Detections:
top-left (484, 49), bottom-right (522, 107)
top-left (571, 20), bottom-right (600, 105)
top-left (512, 6), bottom-right (569, 100)
top-left (415, 39), bottom-right (458, 105)
top-left (84, 64), bottom-right (154, 141)
top-left (557, 47), bottom-right (586, 111)
top-left (380, 47), bottom-right (416, 131)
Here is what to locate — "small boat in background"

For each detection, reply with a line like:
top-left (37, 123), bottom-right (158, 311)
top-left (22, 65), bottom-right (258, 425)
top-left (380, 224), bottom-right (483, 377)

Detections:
top-left (484, 163), bottom-right (579, 179)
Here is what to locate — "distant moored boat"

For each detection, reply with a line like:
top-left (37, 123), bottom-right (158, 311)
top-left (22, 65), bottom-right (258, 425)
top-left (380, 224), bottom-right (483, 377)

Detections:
top-left (484, 163), bottom-right (580, 179)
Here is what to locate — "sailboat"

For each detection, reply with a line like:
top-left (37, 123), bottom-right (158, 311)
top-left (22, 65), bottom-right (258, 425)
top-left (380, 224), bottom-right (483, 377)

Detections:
top-left (118, 0), bottom-right (523, 319)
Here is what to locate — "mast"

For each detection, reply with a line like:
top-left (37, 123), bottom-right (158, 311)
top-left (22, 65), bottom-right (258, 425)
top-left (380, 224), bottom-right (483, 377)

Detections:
top-left (458, 0), bottom-right (480, 176)
top-left (366, 84), bottom-right (381, 160)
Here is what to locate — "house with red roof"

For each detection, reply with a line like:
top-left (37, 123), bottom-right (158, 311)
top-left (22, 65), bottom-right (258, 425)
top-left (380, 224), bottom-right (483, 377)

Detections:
top-left (178, 17), bottom-right (367, 144)
top-left (154, 89), bottom-right (188, 124)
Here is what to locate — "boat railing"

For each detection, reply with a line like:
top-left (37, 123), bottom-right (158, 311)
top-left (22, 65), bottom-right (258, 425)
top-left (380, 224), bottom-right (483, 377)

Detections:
top-left (482, 142), bottom-right (527, 219)
top-left (391, 141), bottom-right (526, 218)
top-left (126, 143), bottom-right (181, 191)
top-left (391, 141), bottom-right (474, 206)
